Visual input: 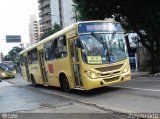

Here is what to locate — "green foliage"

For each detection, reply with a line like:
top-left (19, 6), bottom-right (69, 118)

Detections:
top-left (40, 23), bottom-right (61, 40)
top-left (4, 46), bottom-right (23, 69)
top-left (73, 0), bottom-right (160, 73)
top-left (73, 0), bottom-right (116, 20)
top-left (4, 47), bottom-right (22, 61)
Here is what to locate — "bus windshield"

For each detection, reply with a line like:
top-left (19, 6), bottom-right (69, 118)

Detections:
top-left (80, 33), bottom-right (127, 64)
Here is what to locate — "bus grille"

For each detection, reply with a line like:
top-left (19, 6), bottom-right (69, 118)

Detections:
top-left (100, 71), bottom-right (121, 77)
top-left (95, 64), bottom-right (123, 72)
top-left (103, 76), bottom-right (119, 83)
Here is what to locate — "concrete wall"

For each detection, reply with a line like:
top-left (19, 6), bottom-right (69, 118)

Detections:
top-left (61, 0), bottom-right (75, 28)
top-left (50, 0), bottom-right (61, 26)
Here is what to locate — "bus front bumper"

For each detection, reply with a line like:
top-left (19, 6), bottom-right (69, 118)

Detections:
top-left (82, 71), bottom-right (131, 90)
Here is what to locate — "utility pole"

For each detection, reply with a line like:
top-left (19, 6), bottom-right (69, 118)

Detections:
top-left (0, 52), bottom-right (3, 63)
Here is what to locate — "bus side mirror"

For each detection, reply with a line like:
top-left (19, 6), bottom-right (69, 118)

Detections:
top-left (76, 39), bottom-right (82, 48)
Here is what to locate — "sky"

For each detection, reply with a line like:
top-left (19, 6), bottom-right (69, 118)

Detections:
top-left (0, 0), bottom-right (39, 55)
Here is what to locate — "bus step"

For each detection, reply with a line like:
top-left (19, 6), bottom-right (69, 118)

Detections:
top-left (74, 87), bottom-right (84, 90)
top-left (43, 82), bottom-right (48, 86)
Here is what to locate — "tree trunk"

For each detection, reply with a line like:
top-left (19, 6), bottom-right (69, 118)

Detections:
top-left (151, 52), bottom-right (159, 74)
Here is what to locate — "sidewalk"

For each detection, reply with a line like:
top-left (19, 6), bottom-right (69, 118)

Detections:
top-left (3, 73), bottom-right (30, 86)
top-left (131, 71), bottom-right (160, 77)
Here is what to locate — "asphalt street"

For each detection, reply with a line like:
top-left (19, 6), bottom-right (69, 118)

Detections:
top-left (1, 73), bottom-right (160, 118)
top-left (0, 74), bottom-right (127, 119)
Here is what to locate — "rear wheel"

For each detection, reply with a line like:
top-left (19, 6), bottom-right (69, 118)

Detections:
top-left (31, 75), bottom-right (37, 87)
top-left (60, 75), bottom-right (71, 92)
top-left (0, 75), bottom-right (2, 81)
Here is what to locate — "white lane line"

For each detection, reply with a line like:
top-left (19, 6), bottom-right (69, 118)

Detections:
top-left (131, 80), bottom-right (160, 82)
top-left (111, 86), bottom-right (160, 92)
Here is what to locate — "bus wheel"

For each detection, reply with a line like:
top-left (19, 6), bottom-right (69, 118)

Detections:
top-left (60, 75), bottom-right (71, 92)
top-left (31, 75), bottom-right (37, 87)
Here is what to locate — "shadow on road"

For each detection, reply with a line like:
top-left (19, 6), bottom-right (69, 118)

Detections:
top-left (28, 84), bottom-right (122, 97)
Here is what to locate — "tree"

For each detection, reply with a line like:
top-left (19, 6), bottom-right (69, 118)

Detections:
top-left (40, 23), bottom-right (61, 40)
top-left (73, 0), bottom-right (116, 20)
top-left (73, 0), bottom-right (160, 73)
top-left (3, 46), bottom-right (22, 72)
top-left (4, 47), bottom-right (22, 61)
top-left (4, 46), bottom-right (22, 65)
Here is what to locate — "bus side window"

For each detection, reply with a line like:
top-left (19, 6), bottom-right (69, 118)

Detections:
top-left (20, 55), bottom-right (24, 66)
top-left (55, 35), bottom-right (67, 59)
top-left (45, 41), bottom-right (55, 60)
top-left (32, 49), bottom-right (38, 64)
top-left (28, 51), bottom-right (32, 64)
top-left (54, 39), bottom-right (61, 58)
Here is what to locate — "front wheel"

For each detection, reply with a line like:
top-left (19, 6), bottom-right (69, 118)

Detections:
top-left (60, 76), bottom-right (71, 92)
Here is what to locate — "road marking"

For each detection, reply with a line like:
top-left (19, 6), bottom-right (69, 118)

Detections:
top-left (111, 86), bottom-right (160, 92)
top-left (132, 80), bottom-right (160, 82)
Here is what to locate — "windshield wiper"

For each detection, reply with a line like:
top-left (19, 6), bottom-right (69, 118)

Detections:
top-left (90, 32), bottom-right (110, 62)
top-left (109, 31), bottom-right (116, 45)
top-left (90, 32), bottom-right (103, 44)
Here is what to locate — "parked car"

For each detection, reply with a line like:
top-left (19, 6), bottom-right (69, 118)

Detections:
top-left (0, 63), bottom-right (16, 79)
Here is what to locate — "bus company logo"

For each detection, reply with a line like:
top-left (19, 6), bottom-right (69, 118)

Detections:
top-left (109, 72), bottom-right (113, 76)
top-left (1, 113), bottom-right (8, 119)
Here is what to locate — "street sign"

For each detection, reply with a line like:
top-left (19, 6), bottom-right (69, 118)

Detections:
top-left (6, 35), bottom-right (21, 43)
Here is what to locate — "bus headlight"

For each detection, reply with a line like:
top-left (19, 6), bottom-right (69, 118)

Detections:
top-left (13, 70), bottom-right (16, 75)
top-left (85, 70), bottom-right (99, 79)
top-left (2, 72), bottom-right (6, 77)
top-left (123, 65), bottom-right (129, 73)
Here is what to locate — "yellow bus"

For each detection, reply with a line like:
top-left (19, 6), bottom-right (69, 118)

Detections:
top-left (19, 20), bottom-right (131, 91)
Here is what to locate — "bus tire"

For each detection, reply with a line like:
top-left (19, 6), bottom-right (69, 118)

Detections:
top-left (31, 74), bottom-right (37, 87)
top-left (60, 75), bottom-right (71, 92)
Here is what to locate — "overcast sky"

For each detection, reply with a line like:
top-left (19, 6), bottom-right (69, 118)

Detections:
top-left (0, 0), bottom-right (39, 55)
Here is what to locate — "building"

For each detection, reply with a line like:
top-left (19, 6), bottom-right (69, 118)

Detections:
top-left (38, 0), bottom-right (76, 34)
top-left (50, 0), bottom-right (76, 28)
top-left (29, 15), bottom-right (40, 45)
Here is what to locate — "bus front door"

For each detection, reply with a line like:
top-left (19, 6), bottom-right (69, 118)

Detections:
top-left (38, 50), bottom-right (48, 86)
top-left (24, 56), bottom-right (30, 82)
top-left (69, 39), bottom-right (83, 88)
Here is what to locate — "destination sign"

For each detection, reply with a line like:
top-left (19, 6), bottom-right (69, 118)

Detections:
top-left (78, 22), bottom-right (123, 33)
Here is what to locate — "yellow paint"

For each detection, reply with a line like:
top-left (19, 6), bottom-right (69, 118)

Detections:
top-left (19, 20), bottom-right (131, 91)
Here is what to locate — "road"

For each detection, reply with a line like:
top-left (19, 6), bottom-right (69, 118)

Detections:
top-left (36, 76), bottom-right (160, 113)
top-left (1, 73), bottom-right (160, 118)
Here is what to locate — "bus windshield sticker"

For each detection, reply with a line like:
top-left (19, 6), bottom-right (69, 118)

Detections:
top-left (87, 56), bottom-right (102, 64)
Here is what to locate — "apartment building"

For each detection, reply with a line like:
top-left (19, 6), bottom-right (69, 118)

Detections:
top-left (29, 15), bottom-right (40, 45)
top-left (38, 0), bottom-right (76, 34)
